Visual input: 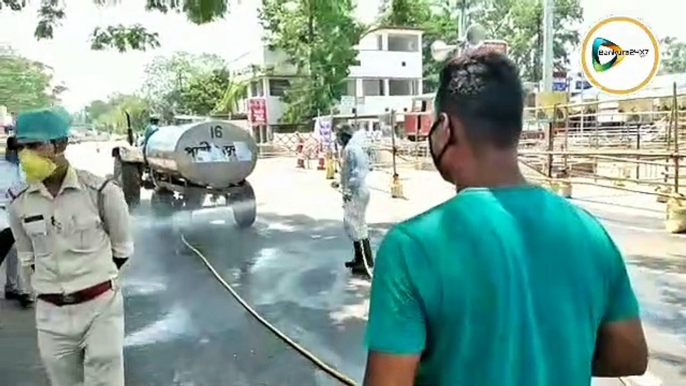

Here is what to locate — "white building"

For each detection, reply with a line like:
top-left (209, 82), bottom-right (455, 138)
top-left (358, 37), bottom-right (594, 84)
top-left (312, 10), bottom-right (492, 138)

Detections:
top-left (226, 0), bottom-right (423, 127)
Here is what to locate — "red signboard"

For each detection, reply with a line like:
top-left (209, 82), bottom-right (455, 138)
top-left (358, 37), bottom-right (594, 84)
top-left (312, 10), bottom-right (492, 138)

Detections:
top-left (248, 98), bottom-right (267, 126)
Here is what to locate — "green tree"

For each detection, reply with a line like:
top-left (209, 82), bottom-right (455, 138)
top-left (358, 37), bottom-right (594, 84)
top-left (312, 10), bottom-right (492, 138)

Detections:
top-left (85, 99), bottom-right (112, 123)
top-left (0, 0), bottom-right (229, 52)
top-left (260, 0), bottom-right (363, 124)
top-left (379, 0), bottom-right (583, 91)
top-left (470, 0), bottom-right (583, 83)
top-left (417, 0), bottom-right (480, 92)
top-left (92, 93), bottom-right (151, 134)
top-left (215, 79), bottom-right (248, 115)
top-left (51, 83), bottom-right (68, 103)
top-left (377, 0), bottom-right (431, 27)
top-left (0, 49), bottom-right (56, 112)
top-left (660, 37), bottom-right (686, 74)
top-left (141, 51), bottom-right (227, 120)
top-left (179, 68), bottom-right (231, 116)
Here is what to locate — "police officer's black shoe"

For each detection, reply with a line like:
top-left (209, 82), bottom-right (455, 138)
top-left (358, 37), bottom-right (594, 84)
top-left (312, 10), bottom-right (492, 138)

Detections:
top-left (4, 290), bottom-right (20, 300)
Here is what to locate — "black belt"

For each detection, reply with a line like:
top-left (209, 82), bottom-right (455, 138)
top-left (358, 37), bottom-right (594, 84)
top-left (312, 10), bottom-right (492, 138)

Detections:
top-left (38, 281), bottom-right (112, 307)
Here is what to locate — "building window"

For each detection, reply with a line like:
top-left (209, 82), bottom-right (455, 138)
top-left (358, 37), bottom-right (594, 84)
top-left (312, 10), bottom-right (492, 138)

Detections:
top-left (387, 34), bottom-right (419, 52)
top-left (268, 79), bottom-right (291, 97)
top-left (250, 80), bottom-right (264, 97)
top-left (343, 79), bottom-right (357, 96)
top-left (376, 34), bottom-right (383, 50)
top-left (388, 79), bottom-right (418, 96)
top-left (362, 79), bottom-right (385, 96)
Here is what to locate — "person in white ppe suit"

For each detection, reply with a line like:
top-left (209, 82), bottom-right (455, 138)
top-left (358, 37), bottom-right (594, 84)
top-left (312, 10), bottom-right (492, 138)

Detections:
top-left (337, 124), bottom-right (374, 275)
top-left (1, 136), bottom-right (33, 308)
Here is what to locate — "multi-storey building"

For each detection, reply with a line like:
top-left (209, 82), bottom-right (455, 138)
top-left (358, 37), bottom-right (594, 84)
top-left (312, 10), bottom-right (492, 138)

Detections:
top-left (225, 0), bottom-right (423, 128)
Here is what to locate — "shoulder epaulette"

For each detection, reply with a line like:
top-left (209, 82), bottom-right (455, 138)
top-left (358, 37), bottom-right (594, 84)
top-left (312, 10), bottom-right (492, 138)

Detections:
top-left (7, 184), bottom-right (29, 202)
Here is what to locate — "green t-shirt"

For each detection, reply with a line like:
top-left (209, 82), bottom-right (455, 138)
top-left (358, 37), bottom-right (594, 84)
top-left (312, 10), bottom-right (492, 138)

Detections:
top-left (365, 186), bottom-right (639, 386)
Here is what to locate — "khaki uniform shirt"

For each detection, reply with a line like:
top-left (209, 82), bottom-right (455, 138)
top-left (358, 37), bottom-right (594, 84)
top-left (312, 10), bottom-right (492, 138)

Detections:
top-left (8, 166), bottom-right (133, 295)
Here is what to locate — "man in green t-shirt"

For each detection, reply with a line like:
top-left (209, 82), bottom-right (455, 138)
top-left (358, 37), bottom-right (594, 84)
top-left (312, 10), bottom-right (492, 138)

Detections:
top-left (363, 49), bottom-right (648, 386)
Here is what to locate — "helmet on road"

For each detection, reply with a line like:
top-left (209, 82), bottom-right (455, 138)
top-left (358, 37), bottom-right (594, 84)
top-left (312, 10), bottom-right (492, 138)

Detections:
top-left (15, 107), bottom-right (71, 144)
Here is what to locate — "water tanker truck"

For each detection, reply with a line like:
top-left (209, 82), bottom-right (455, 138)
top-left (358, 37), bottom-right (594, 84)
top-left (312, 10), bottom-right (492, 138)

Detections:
top-left (111, 116), bottom-right (258, 228)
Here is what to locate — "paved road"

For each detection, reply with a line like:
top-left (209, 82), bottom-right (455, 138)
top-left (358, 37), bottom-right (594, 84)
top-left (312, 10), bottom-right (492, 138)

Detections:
top-left (1, 143), bottom-right (683, 385)
top-left (182, 158), bottom-right (668, 386)
top-left (0, 195), bottom-right (340, 386)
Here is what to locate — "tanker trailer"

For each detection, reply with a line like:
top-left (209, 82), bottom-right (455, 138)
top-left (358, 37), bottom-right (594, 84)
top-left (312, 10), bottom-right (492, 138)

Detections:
top-left (111, 120), bottom-right (259, 228)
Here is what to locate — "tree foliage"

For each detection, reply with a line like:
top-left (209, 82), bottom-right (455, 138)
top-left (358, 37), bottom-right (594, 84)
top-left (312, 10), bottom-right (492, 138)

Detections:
top-left (378, 0), bottom-right (583, 91)
top-left (377, 0), bottom-right (431, 28)
top-left (178, 68), bottom-right (231, 116)
top-left (473, 0), bottom-right (583, 82)
top-left (660, 37), bottom-right (686, 75)
top-left (86, 93), bottom-right (151, 133)
top-left (260, 0), bottom-right (363, 124)
top-left (0, 48), bottom-right (58, 112)
top-left (214, 78), bottom-right (248, 115)
top-left (0, 0), bottom-right (231, 52)
top-left (141, 51), bottom-right (227, 120)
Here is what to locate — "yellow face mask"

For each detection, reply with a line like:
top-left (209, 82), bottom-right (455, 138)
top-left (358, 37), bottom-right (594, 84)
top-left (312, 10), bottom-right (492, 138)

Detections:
top-left (18, 149), bottom-right (57, 183)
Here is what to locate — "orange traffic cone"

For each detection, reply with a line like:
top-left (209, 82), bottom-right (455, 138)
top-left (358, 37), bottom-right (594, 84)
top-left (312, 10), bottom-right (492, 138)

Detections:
top-left (296, 138), bottom-right (305, 169)
top-left (317, 152), bottom-right (326, 170)
top-left (316, 143), bottom-right (325, 170)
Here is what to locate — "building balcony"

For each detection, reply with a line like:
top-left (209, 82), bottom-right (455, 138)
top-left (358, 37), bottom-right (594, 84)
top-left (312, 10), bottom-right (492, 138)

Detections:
top-left (349, 50), bottom-right (422, 79)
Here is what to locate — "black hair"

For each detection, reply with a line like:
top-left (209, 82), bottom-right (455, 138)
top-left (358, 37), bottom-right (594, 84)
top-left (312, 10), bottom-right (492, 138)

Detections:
top-left (435, 48), bottom-right (523, 149)
top-left (150, 117), bottom-right (160, 124)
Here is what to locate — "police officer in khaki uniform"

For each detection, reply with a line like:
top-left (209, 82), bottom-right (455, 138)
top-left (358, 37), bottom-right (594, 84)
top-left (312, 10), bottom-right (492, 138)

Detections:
top-left (8, 108), bottom-right (133, 386)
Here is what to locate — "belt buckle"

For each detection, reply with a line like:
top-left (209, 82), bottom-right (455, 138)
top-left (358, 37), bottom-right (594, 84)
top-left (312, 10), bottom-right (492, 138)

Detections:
top-left (62, 294), bottom-right (77, 304)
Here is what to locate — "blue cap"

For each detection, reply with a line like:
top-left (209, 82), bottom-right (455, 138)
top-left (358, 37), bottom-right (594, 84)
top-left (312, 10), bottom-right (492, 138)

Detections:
top-left (16, 107), bottom-right (71, 144)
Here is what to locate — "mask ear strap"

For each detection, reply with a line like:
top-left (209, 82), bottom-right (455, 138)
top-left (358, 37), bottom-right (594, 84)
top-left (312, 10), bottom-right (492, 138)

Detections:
top-left (435, 118), bottom-right (458, 164)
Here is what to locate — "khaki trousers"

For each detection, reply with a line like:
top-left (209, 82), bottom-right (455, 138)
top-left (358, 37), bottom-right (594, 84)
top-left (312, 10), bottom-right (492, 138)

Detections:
top-left (36, 287), bottom-right (125, 386)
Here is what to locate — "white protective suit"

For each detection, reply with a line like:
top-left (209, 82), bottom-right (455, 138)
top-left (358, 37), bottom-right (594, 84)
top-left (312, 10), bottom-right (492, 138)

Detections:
top-left (0, 160), bottom-right (31, 296)
top-left (341, 130), bottom-right (371, 241)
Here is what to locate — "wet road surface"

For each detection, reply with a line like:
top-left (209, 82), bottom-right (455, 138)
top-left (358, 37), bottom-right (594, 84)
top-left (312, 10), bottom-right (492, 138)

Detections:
top-left (1, 144), bottom-right (682, 385)
top-left (573, 189), bottom-right (686, 384)
top-left (0, 207), bottom-right (342, 386)
top-left (180, 160), bottom-right (652, 386)
top-left (121, 212), bottom-right (342, 386)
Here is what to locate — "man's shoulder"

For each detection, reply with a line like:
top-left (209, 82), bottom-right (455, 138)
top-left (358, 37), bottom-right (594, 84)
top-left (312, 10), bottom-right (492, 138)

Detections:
top-left (74, 169), bottom-right (118, 192)
top-left (5, 182), bottom-right (30, 205)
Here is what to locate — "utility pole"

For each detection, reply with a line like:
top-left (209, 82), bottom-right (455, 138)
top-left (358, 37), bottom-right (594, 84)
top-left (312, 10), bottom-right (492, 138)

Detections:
top-left (541, 0), bottom-right (554, 92)
top-left (308, 0), bottom-right (315, 116)
top-left (460, 0), bottom-right (467, 38)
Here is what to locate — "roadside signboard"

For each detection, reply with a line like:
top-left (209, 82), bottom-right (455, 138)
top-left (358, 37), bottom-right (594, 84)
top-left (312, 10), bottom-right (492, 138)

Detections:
top-left (340, 96), bottom-right (355, 109)
top-left (248, 98), bottom-right (267, 126)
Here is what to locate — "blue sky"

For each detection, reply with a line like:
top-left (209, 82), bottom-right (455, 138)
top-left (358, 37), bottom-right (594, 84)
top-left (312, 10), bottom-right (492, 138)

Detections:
top-left (0, 0), bottom-right (683, 112)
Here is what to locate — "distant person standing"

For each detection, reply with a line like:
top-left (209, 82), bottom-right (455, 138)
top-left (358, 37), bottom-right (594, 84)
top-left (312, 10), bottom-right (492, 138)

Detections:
top-left (337, 124), bottom-right (374, 275)
top-left (363, 49), bottom-right (647, 386)
top-left (1, 135), bottom-right (33, 308)
top-left (142, 114), bottom-right (161, 147)
top-left (9, 107), bottom-right (133, 386)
